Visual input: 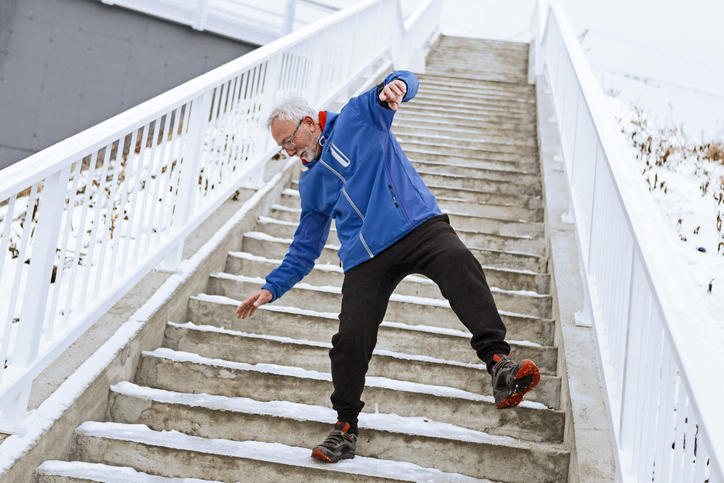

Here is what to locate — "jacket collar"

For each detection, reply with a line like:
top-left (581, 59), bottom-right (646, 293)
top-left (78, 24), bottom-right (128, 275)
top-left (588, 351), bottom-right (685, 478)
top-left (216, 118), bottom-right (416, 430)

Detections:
top-left (302, 111), bottom-right (338, 168)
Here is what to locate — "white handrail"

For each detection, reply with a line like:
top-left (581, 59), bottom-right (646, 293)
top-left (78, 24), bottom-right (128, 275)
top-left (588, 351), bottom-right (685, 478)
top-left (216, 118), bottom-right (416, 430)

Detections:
top-left (0, 0), bottom-right (442, 434)
top-left (531, 2), bottom-right (723, 481)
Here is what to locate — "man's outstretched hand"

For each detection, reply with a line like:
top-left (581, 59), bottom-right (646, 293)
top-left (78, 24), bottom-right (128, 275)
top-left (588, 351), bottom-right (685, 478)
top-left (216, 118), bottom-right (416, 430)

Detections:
top-left (378, 79), bottom-right (407, 110)
top-left (236, 289), bottom-right (273, 319)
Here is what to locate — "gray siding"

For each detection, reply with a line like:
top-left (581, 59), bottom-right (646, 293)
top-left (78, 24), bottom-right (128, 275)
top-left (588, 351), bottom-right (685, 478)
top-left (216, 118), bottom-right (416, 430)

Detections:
top-left (0, 0), bottom-right (256, 169)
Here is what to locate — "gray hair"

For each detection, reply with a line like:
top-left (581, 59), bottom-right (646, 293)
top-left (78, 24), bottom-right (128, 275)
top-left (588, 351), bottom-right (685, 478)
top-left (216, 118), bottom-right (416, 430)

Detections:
top-left (267, 96), bottom-right (316, 129)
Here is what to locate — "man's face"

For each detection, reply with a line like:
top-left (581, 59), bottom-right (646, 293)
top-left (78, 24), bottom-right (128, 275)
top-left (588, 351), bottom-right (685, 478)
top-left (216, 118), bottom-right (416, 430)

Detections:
top-left (271, 116), bottom-right (319, 162)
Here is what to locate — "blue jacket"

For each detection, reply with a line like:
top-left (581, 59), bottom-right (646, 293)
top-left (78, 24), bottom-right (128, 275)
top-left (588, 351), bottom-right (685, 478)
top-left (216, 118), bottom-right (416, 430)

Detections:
top-left (262, 71), bottom-right (441, 301)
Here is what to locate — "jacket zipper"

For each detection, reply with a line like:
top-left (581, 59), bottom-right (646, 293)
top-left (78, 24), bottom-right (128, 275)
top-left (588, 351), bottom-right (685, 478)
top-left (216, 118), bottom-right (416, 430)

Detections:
top-left (388, 185), bottom-right (399, 208)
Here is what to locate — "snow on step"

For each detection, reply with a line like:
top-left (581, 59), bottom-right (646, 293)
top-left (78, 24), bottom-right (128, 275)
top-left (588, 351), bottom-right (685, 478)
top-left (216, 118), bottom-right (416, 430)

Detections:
top-left (108, 382), bottom-right (530, 448)
top-left (36, 460), bottom-right (219, 482)
top-left (190, 294), bottom-right (542, 347)
top-left (226, 250), bottom-right (548, 297)
top-left (141, 348), bottom-right (545, 410)
top-left (211, 273), bottom-right (542, 320)
top-left (168, 321), bottom-right (489, 371)
top-left (75, 422), bottom-right (484, 482)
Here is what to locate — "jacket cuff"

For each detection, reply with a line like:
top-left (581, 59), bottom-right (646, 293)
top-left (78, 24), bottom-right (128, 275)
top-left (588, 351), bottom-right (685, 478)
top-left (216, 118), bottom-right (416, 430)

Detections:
top-left (261, 283), bottom-right (279, 302)
top-left (376, 79), bottom-right (408, 109)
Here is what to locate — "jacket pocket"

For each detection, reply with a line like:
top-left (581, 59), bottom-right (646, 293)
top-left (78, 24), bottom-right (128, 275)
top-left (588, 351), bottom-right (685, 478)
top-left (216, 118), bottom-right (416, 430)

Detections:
top-left (330, 142), bottom-right (352, 168)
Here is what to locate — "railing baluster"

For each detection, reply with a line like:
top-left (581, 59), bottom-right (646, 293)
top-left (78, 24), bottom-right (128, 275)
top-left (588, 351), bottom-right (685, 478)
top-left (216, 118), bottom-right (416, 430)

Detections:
top-left (62, 151), bottom-right (99, 325)
top-left (44, 161), bottom-right (83, 340)
top-left (108, 127), bottom-right (140, 284)
top-left (15, 165), bottom-right (71, 367)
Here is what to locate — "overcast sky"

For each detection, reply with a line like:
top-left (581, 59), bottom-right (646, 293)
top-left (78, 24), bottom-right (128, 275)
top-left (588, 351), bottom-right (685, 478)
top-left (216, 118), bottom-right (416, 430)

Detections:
top-left (439, 0), bottom-right (724, 139)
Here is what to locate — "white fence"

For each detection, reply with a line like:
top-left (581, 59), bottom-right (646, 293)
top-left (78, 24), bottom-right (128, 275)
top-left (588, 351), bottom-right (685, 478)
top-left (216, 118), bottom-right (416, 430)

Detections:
top-left (0, 0), bottom-right (442, 434)
top-left (531, 2), bottom-right (723, 482)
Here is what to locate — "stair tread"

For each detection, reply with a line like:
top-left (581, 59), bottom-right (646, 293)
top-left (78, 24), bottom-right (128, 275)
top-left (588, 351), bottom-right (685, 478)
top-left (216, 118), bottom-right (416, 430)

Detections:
top-left (228, 249), bottom-right (548, 297)
top-left (74, 420), bottom-right (486, 482)
top-left (212, 273), bottom-right (550, 321)
top-left (143, 346), bottom-right (552, 412)
top-left (36, 460), bottom-right (221, 482)
top-left (108, 382), bottom-right (565, 454)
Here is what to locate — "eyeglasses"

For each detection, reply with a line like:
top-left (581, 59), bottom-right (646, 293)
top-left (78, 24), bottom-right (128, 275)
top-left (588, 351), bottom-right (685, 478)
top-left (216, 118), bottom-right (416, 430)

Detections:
top-left (280, 119), bottom-right (303, 151)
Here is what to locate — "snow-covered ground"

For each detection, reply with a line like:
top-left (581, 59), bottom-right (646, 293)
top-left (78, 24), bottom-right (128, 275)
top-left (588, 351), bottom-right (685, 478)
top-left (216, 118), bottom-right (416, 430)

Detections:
top-left (608, 96), bottom-right (724, 341)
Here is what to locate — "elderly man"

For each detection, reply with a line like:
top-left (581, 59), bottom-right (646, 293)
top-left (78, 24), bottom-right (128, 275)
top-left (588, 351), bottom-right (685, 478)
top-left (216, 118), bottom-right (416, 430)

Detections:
top-left (235, 70), bottom-right (540, 463)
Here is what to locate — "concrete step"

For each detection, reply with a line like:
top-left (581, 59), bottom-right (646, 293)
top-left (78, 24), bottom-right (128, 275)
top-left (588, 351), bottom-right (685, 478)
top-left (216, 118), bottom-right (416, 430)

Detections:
top-left (400, 148), bottom-right (537, 172)
top-left (423, 183), bottom-right (544, 208)
top-left (428, 49), bottom-right (527, 62)
top-left (416, 84), bottom-right (534, 104)
top-left (188, 294), bottom-right (557, 365)
top-left (405, 99), bottom-right (535, 117)
top-left (206, 276), bottom-right (557, 370)
top-left (426, 57), bottom-right (526, 69)
top-left (392, 122), bottom-right (538, 146)
top-left (425, 63), bottom-right (527, 78)
top-left (106, 383), bottom-right (569, 482)
top-left (266, 204), bottom-right (544, 238)
top-left (279, 188), bottom-right (545, 223)
top-left (434, 36), bottom-right (529, 52)
top-left (393, 130), bottom-right (539, 155)
top-left (163, 320), bottom-right (561, 408)
top-left (425, 60), bottom-right (527, 74)
top-left (392, 115), bottom-right (537, 137)
top-left (257, 215), bottom-right (545, 261)
top-left (227, 245), bottom-right (550, 293)
top-left (254, 214), bottom-right (545, 260)
top-left (137, 347), bottom-right (564, 442)
top-left (424, 70), bottom-right (528, 86)
top-left (416, 73), bottom-right (534, 95)
top-left (225, 250), bottom-right (551, 313)
top-left (413, 93), bottom-right (535, 112)
top-left (73, 420), bottom-right (479, 482)
top-left (242, 231), bottom-right (548, 273)
top-left (415, 91), bottom-right (533, 110)
top-left (398, 104), bottom-right (536, 124)
top-left (415, 165), bottom-right (542, 194)
top-left (36, 460), bottom-right (219, 482)
top-left (399, 140), bottom-right (539, 166)
top-left (394, 116), bottom-right (536, 137)
top-left (416, 168), bottom-right (541, 196)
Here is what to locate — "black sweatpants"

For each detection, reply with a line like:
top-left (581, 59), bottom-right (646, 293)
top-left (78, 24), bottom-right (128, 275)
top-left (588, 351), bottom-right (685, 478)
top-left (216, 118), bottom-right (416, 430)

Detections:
top-left (329, 214), bottom-right (510, 426)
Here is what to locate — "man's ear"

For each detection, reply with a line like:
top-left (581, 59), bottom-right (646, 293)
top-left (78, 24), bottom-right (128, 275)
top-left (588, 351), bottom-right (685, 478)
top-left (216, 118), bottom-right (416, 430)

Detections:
top-left (304, 115), bottom-right (316, 126)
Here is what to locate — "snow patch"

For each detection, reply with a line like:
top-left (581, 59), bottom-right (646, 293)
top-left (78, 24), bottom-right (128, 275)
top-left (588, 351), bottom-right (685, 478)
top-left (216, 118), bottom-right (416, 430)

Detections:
top-left (74, 421), bottom-right (482, 482)
top-left (104, 383), bottom-right (524, 446)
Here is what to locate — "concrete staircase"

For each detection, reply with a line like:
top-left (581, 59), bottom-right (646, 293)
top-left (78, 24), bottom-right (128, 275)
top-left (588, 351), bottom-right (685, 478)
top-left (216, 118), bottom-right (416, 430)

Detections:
top-left (35, 36), bottom-right (570, 482)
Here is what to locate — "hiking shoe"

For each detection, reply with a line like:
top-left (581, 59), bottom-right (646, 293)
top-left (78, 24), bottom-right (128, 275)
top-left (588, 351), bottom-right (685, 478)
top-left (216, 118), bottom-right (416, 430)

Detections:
top-left (491, 354), bottom-right (540, 409)
top-left (311, 421), bottom-right (357, 463)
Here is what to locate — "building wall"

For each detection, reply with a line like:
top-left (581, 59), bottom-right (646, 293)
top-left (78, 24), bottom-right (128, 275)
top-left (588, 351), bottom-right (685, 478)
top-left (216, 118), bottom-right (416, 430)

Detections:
top-left (0, 0), bottom-right (256, 169)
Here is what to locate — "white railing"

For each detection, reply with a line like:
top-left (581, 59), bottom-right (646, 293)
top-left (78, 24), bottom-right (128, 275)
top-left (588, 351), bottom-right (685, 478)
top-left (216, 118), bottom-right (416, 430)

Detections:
top-left (0, 0), bottom-right (442, 434)
top-left (100, 0), bottom-right (341, 45)
top-left (531, 2), bottom-right (723, 482)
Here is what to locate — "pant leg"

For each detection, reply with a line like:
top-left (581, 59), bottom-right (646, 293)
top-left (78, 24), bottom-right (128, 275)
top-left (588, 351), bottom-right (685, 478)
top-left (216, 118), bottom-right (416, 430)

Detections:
top-left (330, 255), bottom-right (406, 425)
top-left (410, 216), bottom-right (511, 372)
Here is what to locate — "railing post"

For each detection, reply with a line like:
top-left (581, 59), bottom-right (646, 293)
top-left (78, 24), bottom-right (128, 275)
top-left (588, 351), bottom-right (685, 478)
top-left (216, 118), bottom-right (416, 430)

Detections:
top-left (14, 167), bottom-right (70, 365)
top-left (0, 386), bottom-right (32, 435)
top-left (282, 0), bottom-right (297, 35)
top-left (160, 93), bottom-right (213, 270)
top-left (192, 0), bottom-right (209, 31)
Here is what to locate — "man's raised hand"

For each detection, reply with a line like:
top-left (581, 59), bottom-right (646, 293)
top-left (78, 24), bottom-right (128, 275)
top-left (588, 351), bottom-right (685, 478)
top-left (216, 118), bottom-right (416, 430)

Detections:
top-left (379, 79), bottom-right (407, 110)
top-left (236, 289), bottom-right (273, 319)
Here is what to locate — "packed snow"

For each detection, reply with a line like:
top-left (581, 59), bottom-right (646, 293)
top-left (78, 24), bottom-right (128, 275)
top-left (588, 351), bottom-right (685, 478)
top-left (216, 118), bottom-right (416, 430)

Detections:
top-left (608, 96), bottom-right (724, 342)
top-left (75, 421), bottom-right (483, 482)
